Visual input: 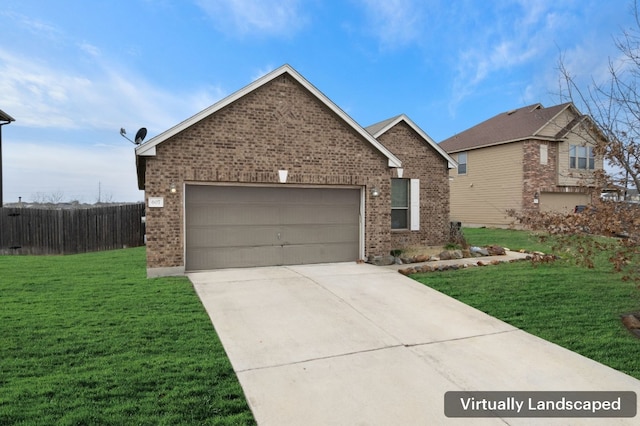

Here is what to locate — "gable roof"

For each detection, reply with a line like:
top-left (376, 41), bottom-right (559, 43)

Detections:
top-left (439, 102), bottom-right (578, 153)
top-left (366, 114), bottom-right (457, 169)
top-left (135, 64), bottom-right (402, 168)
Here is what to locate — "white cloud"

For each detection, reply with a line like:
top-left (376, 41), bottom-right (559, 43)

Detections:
top-left (4, 139), bottom-right (143, 203)
top-left (251, 64), bottom-right (276, 81)
top-left (0, 42), bottom-right (226, 202)
top-left (78, 42), bottom-right (101, 57)
top-left (195, 0), bottom-right (307, 37)
top-left (10, 12), bottom-right (63, 40)
top-left (447, 2), bottom-right (570, 114)
top-left (0, 48), bottom-right (225, 135)
top-left (357, 0), bottom-right (424, 48)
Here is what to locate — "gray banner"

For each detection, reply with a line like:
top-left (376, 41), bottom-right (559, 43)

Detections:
top-left (445, 391), bottom-right (637, 418)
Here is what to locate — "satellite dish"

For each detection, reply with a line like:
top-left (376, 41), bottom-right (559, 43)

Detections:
top-left (134, 127), bottom-right (147, 145)
top-left (119, 126), bottom-right (147, 145)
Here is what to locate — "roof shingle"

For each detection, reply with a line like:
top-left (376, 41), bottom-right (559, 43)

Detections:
top-left (439, 102), bottom-right (573, 153)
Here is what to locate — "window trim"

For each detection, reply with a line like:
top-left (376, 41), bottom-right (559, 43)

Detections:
top-left (569, 144), bottom-right (595, 170)
top-left (457, 152), bottom-right (467, 175)
top-left (540, 144), bottom-right (548, 165)
top-left (391, 178), bottom-right (409, 230)
top-left (391, 178), bottom-right (420, 231)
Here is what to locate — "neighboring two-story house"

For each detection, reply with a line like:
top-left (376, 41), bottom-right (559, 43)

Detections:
top-left (439, 103), bottom-right (604, 227)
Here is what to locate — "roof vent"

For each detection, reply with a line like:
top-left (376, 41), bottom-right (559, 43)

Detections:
top-left (506, 109), bottom-right (517, 115)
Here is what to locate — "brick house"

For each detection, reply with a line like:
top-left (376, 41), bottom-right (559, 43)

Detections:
top-left (135, 64), bottom-right (456, 276)
top-left (439, 103), bottom-right (604, 227)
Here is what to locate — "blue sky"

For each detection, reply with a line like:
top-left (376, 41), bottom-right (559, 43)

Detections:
top-left (1, 0), bottom-right (636, 202)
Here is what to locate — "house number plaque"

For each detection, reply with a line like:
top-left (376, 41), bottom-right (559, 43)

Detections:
top-left (148, 197), bottom-right (164, 208)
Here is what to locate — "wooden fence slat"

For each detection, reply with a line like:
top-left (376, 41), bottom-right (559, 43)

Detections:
top-left (0, 203), bottom-right (145, 255)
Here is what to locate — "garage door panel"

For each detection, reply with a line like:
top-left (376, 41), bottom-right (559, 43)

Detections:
top-left (279, 204), bottom-right (359, 224)
top-left (280, 224), bottom-right (359, 245)
top-left (540, 192), bottom-right (589, 213)
top-left (187, 225), bottom-right (280, 248)
top-left (185, 186), bottom-right (360, 270)
top-left (283, 242), bottom-right (357, 264)
top-left (188, 204), bottom-right (282, 226)
top-left (189, 246), bottom-right (283, 269)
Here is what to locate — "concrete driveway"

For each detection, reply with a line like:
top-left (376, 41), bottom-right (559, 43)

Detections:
top-left (189, 262), bottom-right (640, 425)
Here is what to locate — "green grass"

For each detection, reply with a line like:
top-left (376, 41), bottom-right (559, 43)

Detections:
top-left (413, 228), bottom-right (640, 380)
top-left (0, 248), bottom-right (255, 425)
top-left (462, 227), bottom-right (554, 252)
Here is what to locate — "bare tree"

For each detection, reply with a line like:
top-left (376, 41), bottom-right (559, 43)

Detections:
top-left (30, 191), bottom-right (65, 205)
top-left (510, 4), bottom-right (640, 283)
top-left (557, 1), bottom-right (640, 197)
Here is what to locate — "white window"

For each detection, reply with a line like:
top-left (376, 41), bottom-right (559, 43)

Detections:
top-left (569, 145), bottom-right (595, 170)
top-left (391, 179), bottom-right (409, 229)
top-left (391, 178), bottom-right (420, 230)
top-left (457, 152), bottom-right (467, 174)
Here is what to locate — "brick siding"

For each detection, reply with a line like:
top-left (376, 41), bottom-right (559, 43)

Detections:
top-left (375, 122), bottom-right (450, 249)
top-left (522, 140), bottom-right (558, 210)
top-left (144, 74), bottom-right (401, 269)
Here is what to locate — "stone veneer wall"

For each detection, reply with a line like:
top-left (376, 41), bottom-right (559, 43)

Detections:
top-left (522, 140), bottom-right (559, 210)
top-left (522, 139), bottom-right (598, 211)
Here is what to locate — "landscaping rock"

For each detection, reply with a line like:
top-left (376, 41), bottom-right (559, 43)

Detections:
top-left (438, 250), bottom-right (463, 260)
top-left (487, 245), bottom-right (506, 256)
top-left (370, 255), bottom-right (395, 266)
top-left (414, 254), bottom-right (430, 263)
top-left (398, 267), bottom-right (416, 275)
top-left (450, 250), bottom-right (463, 259)
top-left (621, 314), bottom-right (640, 338)
top-left (470, 246), bottom-right (490, 257)
top-left (394, 257), bottom-right (403, 265)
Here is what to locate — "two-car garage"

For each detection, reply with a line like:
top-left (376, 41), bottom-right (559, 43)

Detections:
top-left (185, 185), bottom-right (362, 271)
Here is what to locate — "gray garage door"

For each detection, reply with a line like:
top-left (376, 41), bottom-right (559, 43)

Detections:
top-left (540, 192), bottom-right (590, 213)
top-left (185, 185), bottom-right (361, 270)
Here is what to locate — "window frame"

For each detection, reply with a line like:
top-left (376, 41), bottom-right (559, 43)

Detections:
top-left (457, 152), bottom-right (467, 175)
top-left (391, 178), bottom-right (409, 230)
top-left (569, 144), bottom-right (595, 170)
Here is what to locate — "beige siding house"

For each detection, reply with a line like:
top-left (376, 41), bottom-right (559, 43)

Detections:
top-left (439, 103), bottom-right (604, 227)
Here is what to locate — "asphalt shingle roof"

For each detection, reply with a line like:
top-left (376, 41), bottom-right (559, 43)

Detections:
top-left (439, 102), bottom-right (573, 153)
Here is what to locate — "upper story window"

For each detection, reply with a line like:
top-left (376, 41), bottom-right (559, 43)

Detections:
top-left (569, 145), bottom-right (595, 170)
top-left (391, 178), bottom-right (409, 229)
top-left (457, 152), bottom-right (467, 174)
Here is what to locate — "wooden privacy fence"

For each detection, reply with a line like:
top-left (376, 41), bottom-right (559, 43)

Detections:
top-left (0, 203), bottom-right (145, 255)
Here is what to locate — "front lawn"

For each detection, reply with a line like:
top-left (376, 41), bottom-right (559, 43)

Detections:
top-left (412, 228), bottom-right (640, 380)
top-left (0, 248), bottom-right (255, 425)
